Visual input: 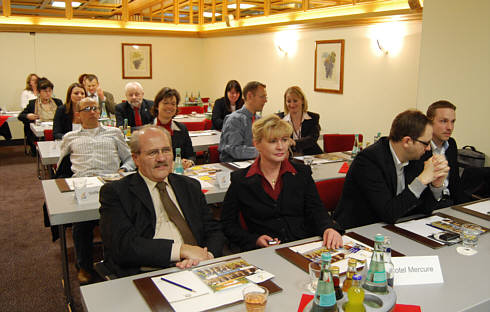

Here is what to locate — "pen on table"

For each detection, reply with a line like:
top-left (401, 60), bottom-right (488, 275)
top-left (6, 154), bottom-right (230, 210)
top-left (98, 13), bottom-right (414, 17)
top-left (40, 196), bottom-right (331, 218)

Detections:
top-left (161, 277), bottom-right (195, 292)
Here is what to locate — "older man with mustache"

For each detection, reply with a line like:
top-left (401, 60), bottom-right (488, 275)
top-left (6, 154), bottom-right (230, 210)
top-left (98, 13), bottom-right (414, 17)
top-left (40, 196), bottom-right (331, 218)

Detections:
top-left (99, 125), bottom-right (224, 277)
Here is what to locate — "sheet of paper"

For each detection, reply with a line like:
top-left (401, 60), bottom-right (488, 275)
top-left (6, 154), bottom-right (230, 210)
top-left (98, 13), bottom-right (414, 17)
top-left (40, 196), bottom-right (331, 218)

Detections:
top-left (41, 121), bottom-right (53, 126)
top-left (230, 161), bottom-right (253, 169)
top-left (65, 177), bottom-right (104, 190)
top-left (394, 216), bottom-right (446, 245)
top-left (151, 271), bottom-right (210, 303)
top-left (189, 132), bottom-right (214, 137)
top-left (392, 256), bottom-right (444, 286)
top-left (463, 200), bottom-right (490, 215)
top-left (189, 176), bottom-right (215, 189)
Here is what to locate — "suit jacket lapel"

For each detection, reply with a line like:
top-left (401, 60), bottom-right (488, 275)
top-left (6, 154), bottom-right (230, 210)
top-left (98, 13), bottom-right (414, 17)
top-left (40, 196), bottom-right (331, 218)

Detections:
top-left (129, 172), bottom-right (157, 227)
top-left (381, 139), bottom-right (398, 196)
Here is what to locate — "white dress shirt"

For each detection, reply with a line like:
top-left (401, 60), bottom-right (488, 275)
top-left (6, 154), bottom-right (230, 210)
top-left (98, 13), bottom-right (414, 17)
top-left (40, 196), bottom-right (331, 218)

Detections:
top-left (58, 125), bottom-right (134, 176)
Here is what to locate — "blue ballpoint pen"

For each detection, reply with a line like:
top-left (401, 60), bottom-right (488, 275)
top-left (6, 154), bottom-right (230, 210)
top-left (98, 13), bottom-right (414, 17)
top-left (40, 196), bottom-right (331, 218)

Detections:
top-left (161, 277), bottom-right (195, 292)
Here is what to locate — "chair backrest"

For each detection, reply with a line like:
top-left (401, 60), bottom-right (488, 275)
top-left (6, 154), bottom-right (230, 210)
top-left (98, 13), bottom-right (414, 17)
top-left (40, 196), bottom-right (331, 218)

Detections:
top-left (323, 134), bottom-right (363, 153)
top-left (204, 119), bottom-right (212, 130)
top-left (315, 177), bottom-right (345, 212)
top-left (182, 121), bottom-right (206, 131)
top-left (179, 106), bottom-right (204, 115)
top-left (208, 145), bottom-right (220, 163)
top-left (43, 129), bottom-right (54, 141)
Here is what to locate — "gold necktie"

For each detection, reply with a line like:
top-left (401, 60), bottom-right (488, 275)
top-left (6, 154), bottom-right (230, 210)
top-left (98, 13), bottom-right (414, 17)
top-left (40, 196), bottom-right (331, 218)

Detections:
top-left (156, 182), bottom-right (197, 245)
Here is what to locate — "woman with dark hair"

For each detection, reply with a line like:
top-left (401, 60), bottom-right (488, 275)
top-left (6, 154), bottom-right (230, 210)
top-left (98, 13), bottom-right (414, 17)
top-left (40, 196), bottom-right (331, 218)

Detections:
top-left (18, 77), bottom-right (63, 155)
top-left (53, 83), bottom-right (86, 140)
top-left (151, 87), bottom-right (196, 168)
top-left (20, 73), bottom-right (39, 109)
top-left (277, 86), bottom-right (322, 156)
top-left (211, 80), bottom-right (244, 130)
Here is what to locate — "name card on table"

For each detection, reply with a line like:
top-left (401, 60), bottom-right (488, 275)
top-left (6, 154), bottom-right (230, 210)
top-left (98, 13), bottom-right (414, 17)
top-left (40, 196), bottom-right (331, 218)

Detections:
top-left (391, 256), bottom-right (443, 286)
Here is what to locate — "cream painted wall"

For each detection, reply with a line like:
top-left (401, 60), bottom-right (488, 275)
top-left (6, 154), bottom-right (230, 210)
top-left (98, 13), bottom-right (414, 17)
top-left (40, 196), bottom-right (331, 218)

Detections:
top-left (1, 21), bottom-right (422, 143)
top-left (201, 21), bottom-right (423, 146)
top-left (0, 32), bottom-right (204, 138)
top-left (417, 0), bottom-right (490, 163)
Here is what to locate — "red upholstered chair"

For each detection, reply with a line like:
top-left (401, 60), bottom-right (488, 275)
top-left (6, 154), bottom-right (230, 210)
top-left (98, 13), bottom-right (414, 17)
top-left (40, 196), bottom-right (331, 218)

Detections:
top-left (179, 106), bottom-right (204, 115)
top-left (323, 134), bottom-right (363, 153)
top-left (43, 129), bottom-right (54, 141)
top-left (315, 178), bottom-right (346, 212)
top-left (204, 119), bottom-right (212, 130)
top-left (207, 145), bottom-right (220, 163)
top-left (182, 121), bottom-right (206, 131)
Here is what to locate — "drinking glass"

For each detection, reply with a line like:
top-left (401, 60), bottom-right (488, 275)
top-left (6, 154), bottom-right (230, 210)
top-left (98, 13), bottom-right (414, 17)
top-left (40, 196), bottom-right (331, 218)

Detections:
top-left (243, 285), bottom-right (268, 312)
top-left (456, 223), bottom-right (480, 256)
top-left (307, 261), bottom-right (321, 293)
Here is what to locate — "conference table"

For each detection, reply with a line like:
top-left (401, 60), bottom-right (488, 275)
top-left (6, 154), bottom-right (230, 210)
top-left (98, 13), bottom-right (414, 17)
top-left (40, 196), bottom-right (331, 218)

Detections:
top-left (79, 205), bottom-right (490, 312)
top-left (35, 130), bottom-right (221, 179)
top-left (42, 159), bottom-right (347, 311)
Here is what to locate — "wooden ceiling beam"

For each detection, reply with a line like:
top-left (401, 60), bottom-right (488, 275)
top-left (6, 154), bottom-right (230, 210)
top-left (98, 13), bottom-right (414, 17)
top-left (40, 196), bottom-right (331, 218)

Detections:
top-left (2, 0), bottom-right (11, 17)
top-left (65, 0), bottom-right (73, 19)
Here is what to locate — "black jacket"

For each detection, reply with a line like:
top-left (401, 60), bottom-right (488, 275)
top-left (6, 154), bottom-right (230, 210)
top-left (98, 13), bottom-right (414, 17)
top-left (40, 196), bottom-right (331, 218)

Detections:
top-left (18, 98), bottom-right (63, 124)
top-left (277, 111), bottom-right (323, 155)
top-left (333, 137), bottom-right (439, 230)
top-left (115, 99), bottom-right (154, 128)
top-left (221, 162), bottom-right (340, 251)
top-left (99, 172), bottom-right (225, 277)
top-left (171, 120), bottom-right (196, 162)
top-left (211, 97), bottom-right (243, 130)
top-left (52, 104), bottom-right (74, 140)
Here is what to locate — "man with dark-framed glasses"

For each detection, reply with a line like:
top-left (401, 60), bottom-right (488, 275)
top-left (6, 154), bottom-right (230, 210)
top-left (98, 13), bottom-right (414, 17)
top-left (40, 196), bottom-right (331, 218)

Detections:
top-left (334, 109), bottom-right (450, 229)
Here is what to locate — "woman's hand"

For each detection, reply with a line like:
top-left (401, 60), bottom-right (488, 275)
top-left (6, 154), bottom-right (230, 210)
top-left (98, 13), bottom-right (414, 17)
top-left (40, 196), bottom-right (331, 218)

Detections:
top-left (27, 113), bottom-right (39, 121)
top-left (256, 235), bottom-right (281, 248)
top-left (322, 228), bottom-right (343, 249)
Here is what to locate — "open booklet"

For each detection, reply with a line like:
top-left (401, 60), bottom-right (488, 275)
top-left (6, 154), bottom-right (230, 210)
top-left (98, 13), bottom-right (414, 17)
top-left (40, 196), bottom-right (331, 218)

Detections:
top-left (384, 212), bottom-right (489, 248)
top-left (287, 236), bottom-right (373, 273)
top-left (149, 258), bottom-right (275, 312)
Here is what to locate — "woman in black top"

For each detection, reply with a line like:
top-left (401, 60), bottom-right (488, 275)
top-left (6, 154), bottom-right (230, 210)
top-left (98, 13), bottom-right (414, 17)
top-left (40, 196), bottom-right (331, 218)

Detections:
top-left (277, 86), bottom-right (323, 156)
top-left (211, 80), bottom-right (244, 130)
top-left (151, 87), bottom-right (196, 168)
top-left (53, 82), bottom-right (85, 140)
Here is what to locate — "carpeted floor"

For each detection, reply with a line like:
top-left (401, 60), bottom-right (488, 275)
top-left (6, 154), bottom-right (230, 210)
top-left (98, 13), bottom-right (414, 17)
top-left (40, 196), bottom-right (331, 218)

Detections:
top-left (0, 145), bottom-right (99, 311)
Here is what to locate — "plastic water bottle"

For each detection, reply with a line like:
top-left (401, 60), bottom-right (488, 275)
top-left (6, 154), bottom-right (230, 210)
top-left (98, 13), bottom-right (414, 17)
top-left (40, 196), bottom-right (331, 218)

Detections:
top-left (100, 102), bottom-right (108, 118)
top-left (174, 148), bottom-right (184, 174)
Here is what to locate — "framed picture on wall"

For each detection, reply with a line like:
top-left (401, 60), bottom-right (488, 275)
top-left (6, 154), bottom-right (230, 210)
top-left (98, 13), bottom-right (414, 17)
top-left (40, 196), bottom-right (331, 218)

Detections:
top-left (122, 43), bottom-right (152, 79)
top-left (314, 40), bottom-right (345, 94)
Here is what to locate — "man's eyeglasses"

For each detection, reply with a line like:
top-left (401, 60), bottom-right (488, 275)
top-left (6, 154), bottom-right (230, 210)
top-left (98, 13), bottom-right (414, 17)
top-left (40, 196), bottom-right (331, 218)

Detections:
top-left (79, 106), bottom-right (99, 113)
top-left (413, 138), bottom-right (430, 147)
top-left (143, 147), bottom-right (172, 158)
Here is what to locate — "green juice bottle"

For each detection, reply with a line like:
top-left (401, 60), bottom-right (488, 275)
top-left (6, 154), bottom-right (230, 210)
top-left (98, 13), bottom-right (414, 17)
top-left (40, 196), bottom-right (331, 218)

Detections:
top-left (310, 252), bottom-right (338, 312)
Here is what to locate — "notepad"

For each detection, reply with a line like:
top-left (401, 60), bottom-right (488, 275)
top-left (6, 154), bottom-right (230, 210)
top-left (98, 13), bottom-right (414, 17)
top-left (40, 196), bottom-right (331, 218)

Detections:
top-left (151, 271), bottom-right (210, 303)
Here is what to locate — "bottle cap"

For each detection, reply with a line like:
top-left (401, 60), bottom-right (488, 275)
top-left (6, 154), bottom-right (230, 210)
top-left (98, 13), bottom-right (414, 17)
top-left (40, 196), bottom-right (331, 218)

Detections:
top-left (375, 234), bottom-right (384, 242)
top-left (348, 258), bottom-right (357, 266)
top-left (321, 252), bottom-right (331, 262)
top-left (330, 266), bottom-right (340, 274)
top-left (176, 147), bottom-right (181, 153)
top-left (353, 274), bottom-right (362, 281)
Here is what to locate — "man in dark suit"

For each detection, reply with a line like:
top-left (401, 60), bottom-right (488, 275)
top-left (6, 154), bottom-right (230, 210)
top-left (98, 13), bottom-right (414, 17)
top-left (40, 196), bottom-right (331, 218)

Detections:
top-left (115, 82), bottom-right (154, 128)
top-left (333, 110), bottom-right (450, 230)
top-left (99, 125), bottom-right (224, 277)
top-left (423, 100), bottom-right (470, 206)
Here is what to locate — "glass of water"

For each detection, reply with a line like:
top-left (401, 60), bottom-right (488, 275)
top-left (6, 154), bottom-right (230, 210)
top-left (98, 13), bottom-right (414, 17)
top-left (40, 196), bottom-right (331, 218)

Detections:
top-left (457, 223), bottom-right (480, 256)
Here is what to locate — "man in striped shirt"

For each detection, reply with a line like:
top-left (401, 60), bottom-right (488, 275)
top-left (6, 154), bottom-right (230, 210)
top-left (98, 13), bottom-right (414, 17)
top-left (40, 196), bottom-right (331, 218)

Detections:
top-left (58, 97), bottom-right (135, 283)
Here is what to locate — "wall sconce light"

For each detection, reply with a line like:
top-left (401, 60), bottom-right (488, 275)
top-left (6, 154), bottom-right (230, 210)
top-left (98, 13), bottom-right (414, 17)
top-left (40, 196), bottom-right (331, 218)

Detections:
top-left (275, 29), bottom-right (299, 56)
top-left (377, 39), bottom-right (389, 55)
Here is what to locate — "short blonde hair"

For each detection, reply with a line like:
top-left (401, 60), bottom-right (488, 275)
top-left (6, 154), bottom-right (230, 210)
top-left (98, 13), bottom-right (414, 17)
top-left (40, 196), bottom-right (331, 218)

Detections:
top-left (252, 114), bottom-right (293, 143)
top-left (283, 86), bottom-right (308, 114)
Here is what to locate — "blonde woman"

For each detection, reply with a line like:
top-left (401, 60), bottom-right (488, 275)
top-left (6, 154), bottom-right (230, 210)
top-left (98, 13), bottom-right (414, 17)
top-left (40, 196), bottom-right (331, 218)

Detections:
top-left (20, 73), bottom-right (39, 109)
top-left (221, 114), bottom-right (342, 251)
top-left (277, 86), bottom-right (322, 155)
